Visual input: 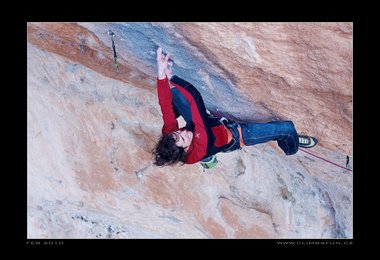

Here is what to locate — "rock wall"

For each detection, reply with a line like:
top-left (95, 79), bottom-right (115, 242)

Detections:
top-left (27, 22), bottom-right (352, 238)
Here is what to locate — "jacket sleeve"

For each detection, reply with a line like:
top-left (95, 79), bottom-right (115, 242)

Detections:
top-left (157, 77), bottom-right (178, 134)
top-left (169, 76), bottom-right (210, 163)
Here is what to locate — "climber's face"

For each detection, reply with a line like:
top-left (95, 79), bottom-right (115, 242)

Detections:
top-left (173, 130), bottom-right (193, 151)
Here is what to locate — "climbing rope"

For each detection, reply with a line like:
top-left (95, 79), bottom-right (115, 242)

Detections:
top-left (299, 148), bottom-right (352, 172)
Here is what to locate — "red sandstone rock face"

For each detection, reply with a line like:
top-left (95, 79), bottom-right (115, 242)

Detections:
top-left (171, 22), bottom-right (352, 156)
top-left (27, 22), bottom-right (352, 238)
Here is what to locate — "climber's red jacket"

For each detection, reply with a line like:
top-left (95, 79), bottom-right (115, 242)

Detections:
top-left (157, 75), bottom-right (232, 164)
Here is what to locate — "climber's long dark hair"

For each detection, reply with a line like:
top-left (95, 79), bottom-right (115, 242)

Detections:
top-left (152, 133), bottom-right (187, 166)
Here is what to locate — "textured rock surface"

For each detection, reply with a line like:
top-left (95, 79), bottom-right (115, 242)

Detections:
top-left (27, 22), bottom-right (352, 238)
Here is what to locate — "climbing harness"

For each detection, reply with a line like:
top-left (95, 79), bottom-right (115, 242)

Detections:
top-left (198, 111), bottom-right (234, 172)
top-left (108, 30), bottom-right (118, 69)
top-left (299, 148), bottom-right (352, 172)
top-left (198, 110), bottom-right (229, 172)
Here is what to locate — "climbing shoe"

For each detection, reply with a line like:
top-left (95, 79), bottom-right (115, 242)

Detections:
top-left (298, 135), bottom-right (318, 148)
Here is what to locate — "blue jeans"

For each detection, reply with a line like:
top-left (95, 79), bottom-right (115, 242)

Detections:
top-left (225, 121), bottom-right (299, 155)
top-left (170, 87), bottom-right (299, 156)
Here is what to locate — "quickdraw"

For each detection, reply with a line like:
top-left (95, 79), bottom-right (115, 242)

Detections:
top-left (108, 30), bottom-right (118, 69)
